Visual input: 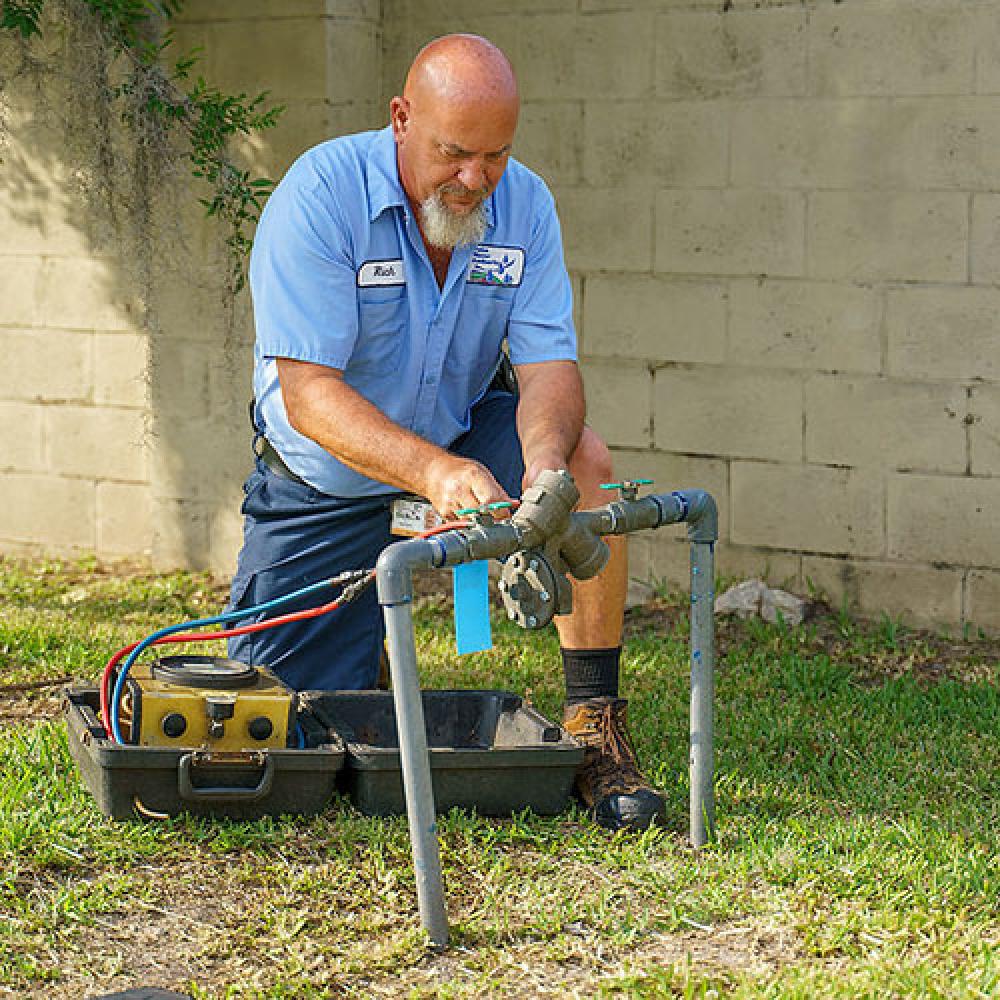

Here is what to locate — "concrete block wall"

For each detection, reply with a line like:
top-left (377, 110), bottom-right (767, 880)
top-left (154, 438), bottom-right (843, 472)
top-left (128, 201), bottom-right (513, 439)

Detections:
top-left (0, 37), bottom-right (151, 559)
top-left (4, 0), bottom-right (1000, 632)
top-left (385, 0), bottom-right (1000, 630)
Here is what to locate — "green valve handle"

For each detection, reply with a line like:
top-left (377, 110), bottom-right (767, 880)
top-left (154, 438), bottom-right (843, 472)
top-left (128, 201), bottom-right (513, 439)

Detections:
top-left (600, 479), bottom-right (653, 499)
top-left (600, 479), bottom-right (653, 490)
top-left (457, 500), bottom-right (516, 517)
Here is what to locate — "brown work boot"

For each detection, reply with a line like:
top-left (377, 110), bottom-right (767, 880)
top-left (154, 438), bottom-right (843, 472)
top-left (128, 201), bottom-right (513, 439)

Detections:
top-left (562, 696), bottom-right (666, 831)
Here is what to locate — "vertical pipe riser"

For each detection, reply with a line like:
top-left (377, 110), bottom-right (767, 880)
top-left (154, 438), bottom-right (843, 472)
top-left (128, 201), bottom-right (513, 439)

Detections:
top-left (383, 600), bottom-right (450, 947)
top-left (689, 541), bottom-right (716, 848)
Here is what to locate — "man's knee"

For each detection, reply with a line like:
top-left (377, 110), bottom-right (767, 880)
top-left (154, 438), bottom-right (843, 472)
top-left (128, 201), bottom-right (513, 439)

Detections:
top-left (569, 425), bottom-right (613, 494)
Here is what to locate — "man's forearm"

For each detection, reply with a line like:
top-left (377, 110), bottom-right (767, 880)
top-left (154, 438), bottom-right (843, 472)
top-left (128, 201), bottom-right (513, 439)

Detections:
top-left (515, 360), bottom-right (586, 484)
top-left (277, 359), bottom-right (447, 494)
top-left (276, 358), bottom-right (508, 515)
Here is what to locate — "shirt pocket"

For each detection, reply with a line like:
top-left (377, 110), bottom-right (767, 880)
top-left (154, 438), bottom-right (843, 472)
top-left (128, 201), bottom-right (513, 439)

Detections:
top-left (443, 287), bottom-right (513, 391)
top-left (348, 289), bottom-right (407, 376)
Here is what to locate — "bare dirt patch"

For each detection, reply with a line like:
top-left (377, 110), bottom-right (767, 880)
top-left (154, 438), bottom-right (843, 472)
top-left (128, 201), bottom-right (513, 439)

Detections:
top-left (0, 690), bottom-right (63, 725)
top-left (625, 595), bottom-right (1000, 688)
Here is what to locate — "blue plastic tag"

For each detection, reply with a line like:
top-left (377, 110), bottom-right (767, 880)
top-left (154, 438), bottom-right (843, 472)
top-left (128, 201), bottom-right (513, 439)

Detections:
top-left (453, 561), bottom-right (492, 655)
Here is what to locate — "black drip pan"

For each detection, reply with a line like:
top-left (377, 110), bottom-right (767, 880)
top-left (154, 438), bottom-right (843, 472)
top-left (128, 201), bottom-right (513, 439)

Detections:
top-left (300, 689), bottom-right (583, 816)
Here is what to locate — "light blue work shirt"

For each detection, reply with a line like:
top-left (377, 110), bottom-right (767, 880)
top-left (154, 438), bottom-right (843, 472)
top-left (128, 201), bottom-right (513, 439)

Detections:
top-left (249, 125), bottom-right (577, 497)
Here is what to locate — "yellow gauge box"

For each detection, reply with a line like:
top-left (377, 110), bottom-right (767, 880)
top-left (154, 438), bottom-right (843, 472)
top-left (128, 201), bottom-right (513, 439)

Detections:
top-left (123, 655), bottom-right (295, 751)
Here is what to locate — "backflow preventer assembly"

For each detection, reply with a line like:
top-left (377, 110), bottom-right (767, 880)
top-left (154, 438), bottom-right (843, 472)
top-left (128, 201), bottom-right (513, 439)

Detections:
top-left (376, 469), bottom-right (718, 946)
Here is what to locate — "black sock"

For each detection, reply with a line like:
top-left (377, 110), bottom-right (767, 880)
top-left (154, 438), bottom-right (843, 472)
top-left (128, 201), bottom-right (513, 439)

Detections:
top-left (561, 647), bottom-right (621, 706)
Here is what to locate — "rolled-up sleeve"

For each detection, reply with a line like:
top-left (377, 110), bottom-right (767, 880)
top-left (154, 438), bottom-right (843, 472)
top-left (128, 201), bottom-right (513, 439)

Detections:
top-left (506, 184), bottom-right (577, 367)
top-left (249, 169), bottom-right (358, 370)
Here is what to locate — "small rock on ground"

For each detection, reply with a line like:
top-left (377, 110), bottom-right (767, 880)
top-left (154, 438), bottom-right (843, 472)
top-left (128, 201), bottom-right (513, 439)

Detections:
top-left (715, 578), bottom-right (809, 626)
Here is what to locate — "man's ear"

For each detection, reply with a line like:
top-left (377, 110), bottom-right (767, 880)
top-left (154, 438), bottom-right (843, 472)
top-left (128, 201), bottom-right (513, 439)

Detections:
top-left (390, 96), bottom-right (410, 143)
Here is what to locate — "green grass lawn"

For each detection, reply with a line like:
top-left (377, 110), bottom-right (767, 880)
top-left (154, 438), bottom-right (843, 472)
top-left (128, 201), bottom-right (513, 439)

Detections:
top-left (1, 555), bottom-right (998, 999)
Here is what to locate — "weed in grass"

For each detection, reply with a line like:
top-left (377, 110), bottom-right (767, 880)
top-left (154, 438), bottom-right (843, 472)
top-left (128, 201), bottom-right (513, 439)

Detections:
top-left (834, 594), bottom-right (857, 640)
top-left (875, 612), bottom-right (906, 653)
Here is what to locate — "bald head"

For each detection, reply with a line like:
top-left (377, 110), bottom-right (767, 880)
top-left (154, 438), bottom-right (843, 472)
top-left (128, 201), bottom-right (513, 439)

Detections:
top-left (404, 34), bottom-right (518, 110)
top-left (390, 35), bottom-right (519, 247)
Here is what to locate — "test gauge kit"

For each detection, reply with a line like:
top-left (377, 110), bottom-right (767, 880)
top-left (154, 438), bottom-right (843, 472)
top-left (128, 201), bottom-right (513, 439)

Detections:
top-left (119, 655), bottom-right (295, 751)
top-left (63, 655), bottom-right (345, 821)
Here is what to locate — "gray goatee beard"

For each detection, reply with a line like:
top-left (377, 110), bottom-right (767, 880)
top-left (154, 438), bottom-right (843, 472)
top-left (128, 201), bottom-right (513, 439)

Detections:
top-left (419, 188), bottom-right (488, 250)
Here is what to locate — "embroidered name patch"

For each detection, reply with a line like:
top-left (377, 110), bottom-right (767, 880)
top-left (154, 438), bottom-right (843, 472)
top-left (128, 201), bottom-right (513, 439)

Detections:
top-left (467, 245), bottom-right (524, 287)
top-left (357, 259), bottom-right (405, 287)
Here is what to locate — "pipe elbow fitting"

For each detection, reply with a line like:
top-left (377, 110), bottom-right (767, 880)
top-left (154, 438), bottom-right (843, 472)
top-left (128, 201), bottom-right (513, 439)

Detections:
top-left (681, 490), bottom-right (719, 543)
top-left (376, 537), bottom-right (441, 606)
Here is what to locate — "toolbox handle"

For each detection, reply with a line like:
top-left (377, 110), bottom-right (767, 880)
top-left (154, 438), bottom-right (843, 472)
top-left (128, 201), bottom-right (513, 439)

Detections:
top-left (177, 752), bottom-right (276, 802)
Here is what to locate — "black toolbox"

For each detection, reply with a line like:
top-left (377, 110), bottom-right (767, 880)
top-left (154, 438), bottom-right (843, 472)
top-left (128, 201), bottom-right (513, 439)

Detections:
top-left (301, 690), bottom-right (583, 817)
top-left (63, 687), bottom-right (345, 821)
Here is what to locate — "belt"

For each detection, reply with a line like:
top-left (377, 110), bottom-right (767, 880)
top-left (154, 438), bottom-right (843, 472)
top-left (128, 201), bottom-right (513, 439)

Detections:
top-left (257, 437), bottom-right (308, 487)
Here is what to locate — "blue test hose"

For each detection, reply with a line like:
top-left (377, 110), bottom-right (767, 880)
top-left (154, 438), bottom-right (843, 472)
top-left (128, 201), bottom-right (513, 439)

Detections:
top-left (109, 576), bottom-right (340, 744)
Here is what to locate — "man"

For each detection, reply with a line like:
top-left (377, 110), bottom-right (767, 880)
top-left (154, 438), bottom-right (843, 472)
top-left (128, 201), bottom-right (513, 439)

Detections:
top-left (229, 34), bottom-right (665, 831)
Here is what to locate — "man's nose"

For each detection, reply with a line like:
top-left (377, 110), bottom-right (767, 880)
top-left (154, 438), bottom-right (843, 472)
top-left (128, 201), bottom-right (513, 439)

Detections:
top-left (456, 159), bottom-right (488, 193)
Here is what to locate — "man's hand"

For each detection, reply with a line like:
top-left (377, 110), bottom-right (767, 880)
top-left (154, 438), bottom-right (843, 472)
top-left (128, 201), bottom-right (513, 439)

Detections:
top-left (522, 448), bottom-right (569, 493)
top-left (422, 453), bottom-right (510, 520)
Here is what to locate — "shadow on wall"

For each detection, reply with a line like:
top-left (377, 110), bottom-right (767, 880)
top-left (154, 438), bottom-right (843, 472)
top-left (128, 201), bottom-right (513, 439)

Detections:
top-left (0, 7), bottom-right (382, 574)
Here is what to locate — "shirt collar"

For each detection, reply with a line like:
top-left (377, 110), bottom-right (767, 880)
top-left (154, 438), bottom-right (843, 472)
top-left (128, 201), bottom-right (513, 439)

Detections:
top-left (367, 125), bottom-right (405, 222)
top-left (366, 124), bottom-right (496, 229)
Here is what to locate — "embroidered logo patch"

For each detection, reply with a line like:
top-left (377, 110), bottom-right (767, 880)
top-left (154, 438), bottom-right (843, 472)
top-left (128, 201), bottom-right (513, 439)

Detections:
top-left (357, 259), bottom-right (405, 287)
top-left (467, 245), bottom-right (524, 287)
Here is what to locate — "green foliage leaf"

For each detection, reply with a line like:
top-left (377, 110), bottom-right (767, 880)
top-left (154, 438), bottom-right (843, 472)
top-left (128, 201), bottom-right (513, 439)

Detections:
top-left (1, 0), bottom-right (45, 37)
top-left (2, 0), bottom-right (280, 290)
